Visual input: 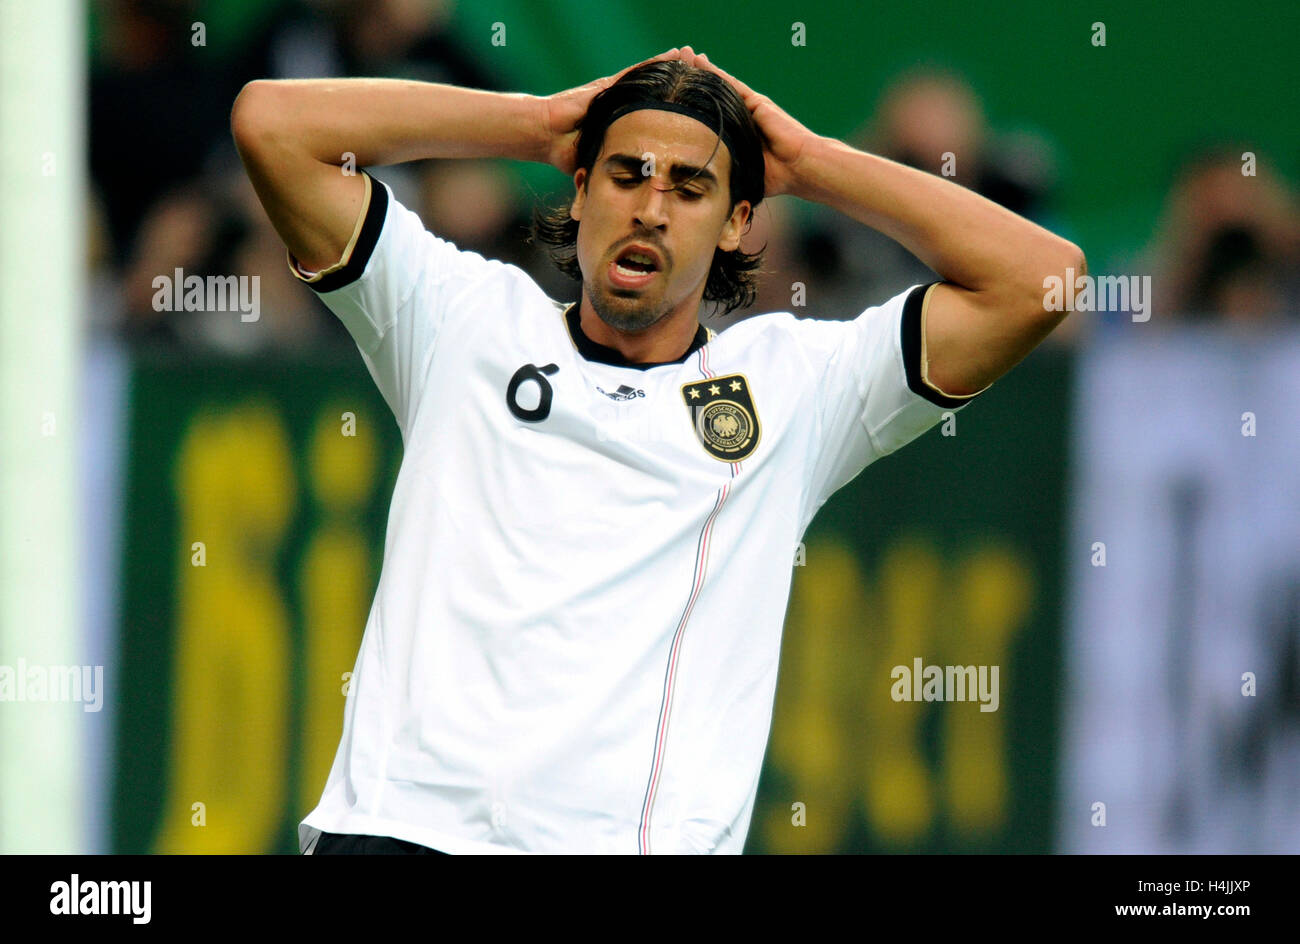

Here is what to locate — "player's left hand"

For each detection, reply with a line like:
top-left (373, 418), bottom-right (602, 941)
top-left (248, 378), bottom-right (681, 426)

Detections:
top-left (543, 47), bottom-right (688, 176)
top-left (681, 50), bottom-right (817, 198)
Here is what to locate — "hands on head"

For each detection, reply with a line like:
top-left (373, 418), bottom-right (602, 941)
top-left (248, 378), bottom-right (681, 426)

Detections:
top-left (543, 46), bottom-right (812, 197)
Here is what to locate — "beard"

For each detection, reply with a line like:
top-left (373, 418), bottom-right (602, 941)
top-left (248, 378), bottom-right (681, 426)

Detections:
top-left (584, 276), bottom-right (670, 334)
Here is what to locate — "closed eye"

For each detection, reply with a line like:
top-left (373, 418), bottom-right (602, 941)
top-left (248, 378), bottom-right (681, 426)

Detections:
top-left (612, 175), bottom-right (705, 199)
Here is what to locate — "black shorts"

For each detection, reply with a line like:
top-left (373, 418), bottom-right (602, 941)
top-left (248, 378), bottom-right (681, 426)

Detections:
top-left (310, 831), bottom-right (449, 855)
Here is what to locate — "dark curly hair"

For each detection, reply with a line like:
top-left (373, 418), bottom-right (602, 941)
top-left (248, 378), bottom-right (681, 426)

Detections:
top-left (529, 60), bottom-right (767, 316)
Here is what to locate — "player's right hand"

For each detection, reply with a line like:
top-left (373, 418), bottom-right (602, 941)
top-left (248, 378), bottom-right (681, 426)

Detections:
top-left (541, 47), bottom-right (693, 176)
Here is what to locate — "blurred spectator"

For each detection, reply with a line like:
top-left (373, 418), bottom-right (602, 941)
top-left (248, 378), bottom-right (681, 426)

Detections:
top-left (1146, 147), bottom-right (1300, 325)
top-left (246, 0), bottom-right (500, 87)
top-left (871, 70), bottom-right (1055, 218)
top-left (117, 156), bottom-right (347, 352)
top-left (416, 160), bottom-right (579, 303)
top-left (89, 0), bottom-right (519, 353)
top-left (90, 0), bottom-right (239, 265)
top-left (795, 68), bottom-right (1064, 322)
top-left (713, 197), bottom-right (804, 329)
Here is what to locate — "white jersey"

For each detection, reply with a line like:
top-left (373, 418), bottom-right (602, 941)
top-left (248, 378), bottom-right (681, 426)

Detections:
top-left (293, 171), bottom-right (987, 854)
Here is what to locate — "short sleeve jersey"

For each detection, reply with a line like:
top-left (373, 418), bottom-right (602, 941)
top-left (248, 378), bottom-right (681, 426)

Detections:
top-left (294, 172), bottom-right (987, 854)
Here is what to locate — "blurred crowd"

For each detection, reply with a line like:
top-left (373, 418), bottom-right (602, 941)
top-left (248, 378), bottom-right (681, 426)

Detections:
top-left (88, 0), bottom-right (1300, 355)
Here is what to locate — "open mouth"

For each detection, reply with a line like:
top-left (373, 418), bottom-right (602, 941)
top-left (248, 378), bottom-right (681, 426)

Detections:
top-left (610, 245), bottom-right (662, 288)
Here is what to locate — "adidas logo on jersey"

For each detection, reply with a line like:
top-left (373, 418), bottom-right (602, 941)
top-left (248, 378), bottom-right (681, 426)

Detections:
top-left (596, 384), bottom-right (646, 401)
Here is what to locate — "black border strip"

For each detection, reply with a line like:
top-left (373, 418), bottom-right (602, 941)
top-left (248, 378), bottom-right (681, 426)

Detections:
top-left (564, 303), bottom-right (708, 370)
top-left (900, 281), bottom-right (982, 408)
top-left (306, 172), bottom-right (390, 294)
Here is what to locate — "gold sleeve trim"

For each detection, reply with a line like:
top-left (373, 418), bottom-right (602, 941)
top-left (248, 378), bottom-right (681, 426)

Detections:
top-left (919, 282), bottom-right (993, 401)
top-left (286, 172), bottom-right (373, 283)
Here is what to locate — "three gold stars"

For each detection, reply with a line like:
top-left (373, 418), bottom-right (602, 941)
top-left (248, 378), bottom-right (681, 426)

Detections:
top-left (686, 378), bottom-right (744, 399)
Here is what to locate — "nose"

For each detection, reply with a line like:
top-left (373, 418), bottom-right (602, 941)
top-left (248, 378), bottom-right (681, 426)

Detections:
top-left (633, 180), bottom-right (670, 230)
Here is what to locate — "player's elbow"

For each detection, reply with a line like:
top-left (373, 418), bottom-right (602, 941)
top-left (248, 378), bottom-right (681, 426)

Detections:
top-left (1061, 240), bottom-right (1087, 281)
top-left (1050, 239), bottom-right (1087, 318)
top-left (1021, 237), bottom-right (1086, 322)
top-left (230, 80), bottom-right (280, 156)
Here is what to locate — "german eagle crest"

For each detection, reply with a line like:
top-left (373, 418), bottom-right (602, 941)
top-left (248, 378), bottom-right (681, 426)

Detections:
top-left (680, 373), bottom-right (761, 462)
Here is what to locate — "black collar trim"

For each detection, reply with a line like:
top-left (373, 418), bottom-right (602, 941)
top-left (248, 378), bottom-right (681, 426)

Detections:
top-left (563, 302), bottom-right (708, 370)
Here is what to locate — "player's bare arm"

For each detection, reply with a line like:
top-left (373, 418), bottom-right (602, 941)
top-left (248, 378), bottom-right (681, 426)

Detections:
top-left (229, 49), bottom-right (687, 272)
top-left (687, 50), bottom-right (1086, 397)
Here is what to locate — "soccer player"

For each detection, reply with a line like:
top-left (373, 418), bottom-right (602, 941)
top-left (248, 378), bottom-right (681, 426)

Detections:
top-left (231, 46), bottom-right (1083, 854)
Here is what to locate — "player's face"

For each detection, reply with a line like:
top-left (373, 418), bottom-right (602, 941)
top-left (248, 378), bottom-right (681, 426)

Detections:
top-left (570, 109), bottom-right (752, 333)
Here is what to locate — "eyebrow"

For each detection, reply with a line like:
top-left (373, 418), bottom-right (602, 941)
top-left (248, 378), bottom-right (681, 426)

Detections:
top-left (602, 153), bottom-right (719, 189)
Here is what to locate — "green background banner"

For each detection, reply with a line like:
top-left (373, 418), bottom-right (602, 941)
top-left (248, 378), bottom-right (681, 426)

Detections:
top-left (112, 352), bottom-right (401, 854)
top-left (111, 345), bottom-right (1069, 854)
top-left (751, 346), bottom-right (1070, 853)
top-left (444, 0), bottom-right (1298, 267)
